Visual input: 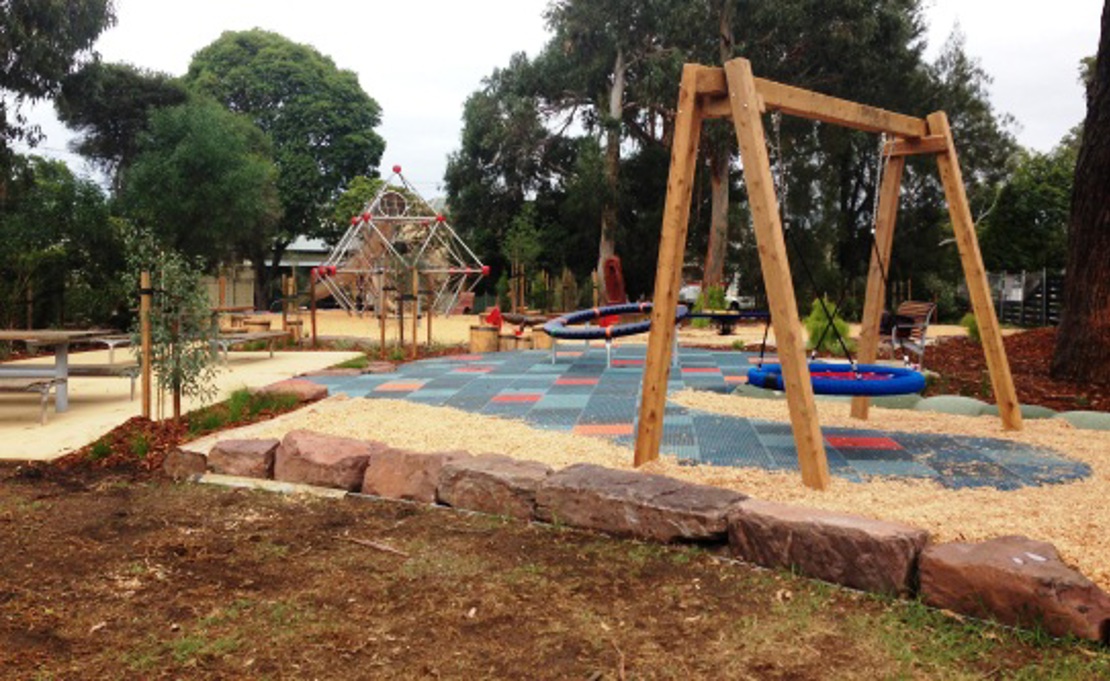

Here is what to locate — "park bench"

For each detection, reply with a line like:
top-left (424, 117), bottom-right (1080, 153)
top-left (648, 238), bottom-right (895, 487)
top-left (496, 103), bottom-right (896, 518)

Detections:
top-left (881, 300), bottom-right (937, 369)
top-left (68, 362), bottom-right (141, 400)
top-left (0, 377), bottom-right (66, 425)
top-left (211, 330), bottom-right (291, 362)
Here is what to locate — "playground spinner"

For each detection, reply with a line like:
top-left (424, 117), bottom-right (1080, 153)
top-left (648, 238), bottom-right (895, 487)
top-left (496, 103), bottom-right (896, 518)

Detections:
top-left (634, 58), bottom-right (1023, 491)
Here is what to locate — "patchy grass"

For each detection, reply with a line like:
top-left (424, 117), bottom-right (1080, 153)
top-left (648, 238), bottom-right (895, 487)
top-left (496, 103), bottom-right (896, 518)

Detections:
top-left (0, 473), bottom-right (1107, 679)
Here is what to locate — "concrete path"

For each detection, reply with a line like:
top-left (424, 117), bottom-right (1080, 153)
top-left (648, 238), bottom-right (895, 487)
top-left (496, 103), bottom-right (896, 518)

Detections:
top-left (0, 348), bottom-right (361, 461)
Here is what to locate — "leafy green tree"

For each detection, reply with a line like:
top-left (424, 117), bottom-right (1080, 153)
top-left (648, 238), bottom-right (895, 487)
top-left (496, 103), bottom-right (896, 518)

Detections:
top-left (445, 55), bottom-right (567, 270)
top-left (1053, 0), bottom-right (1110, 384)
top-left (54, 62), bottom-right (188, 191)
top-left (978, 143), bottom-right (1075, 272)
top-left (0, 154), bottom-right (118, 327)
top-left (539, 0), bottom-right (688, 295)
top-left (124, 226), bottom-right (220, 420)
top-left (325, 175), bottom-right (385, 245)
top-left (0, 0), bottom-right (116, 171)
top-left (183, 29), bottom-right (385, 304)
top-left (120, 98), bottom-right (281, 274)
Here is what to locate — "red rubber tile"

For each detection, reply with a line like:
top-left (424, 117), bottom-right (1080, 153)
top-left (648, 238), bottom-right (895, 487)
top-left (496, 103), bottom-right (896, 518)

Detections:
top-left (491, 394), bottom-right (542, 403)
top-left (825, 435), bottom-right (902, 450)
top-left (573, 423), bottom-right (634, 436)
top-left (555, 377), bottom-right (599, 386)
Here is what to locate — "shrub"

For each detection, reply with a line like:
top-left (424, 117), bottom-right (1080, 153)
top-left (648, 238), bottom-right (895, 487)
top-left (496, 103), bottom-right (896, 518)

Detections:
top-left (804, 297), bottom-right (856, 357)
top-left (960, 312), bottom-right (981, 343)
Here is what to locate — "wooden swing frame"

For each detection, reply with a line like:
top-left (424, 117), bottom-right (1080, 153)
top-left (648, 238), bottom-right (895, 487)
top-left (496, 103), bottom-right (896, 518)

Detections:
top-left (633, 58), bottom-right (1023, 491)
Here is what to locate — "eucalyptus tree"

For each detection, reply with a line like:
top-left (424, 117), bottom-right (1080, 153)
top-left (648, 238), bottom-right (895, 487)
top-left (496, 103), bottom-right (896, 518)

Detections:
top-left (0, 0), bottom-right (115, 172)
top-left (183, 29), bottom-right (385, 304)
top-left (0, 154), bottom-right (116, 327)
top-left (1053, 0), bottom-right (1110, 383)
top-left (539, 0), bottom-right (692, 294)
top-left (54, 62), bottom-right (188, 192)
top-left (119, 98), bottom-right (281, 276)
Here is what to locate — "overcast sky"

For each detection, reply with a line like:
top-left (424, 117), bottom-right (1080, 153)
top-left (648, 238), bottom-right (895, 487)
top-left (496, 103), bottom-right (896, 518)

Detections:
top-left (20, 0), bottom-right (1103, 195)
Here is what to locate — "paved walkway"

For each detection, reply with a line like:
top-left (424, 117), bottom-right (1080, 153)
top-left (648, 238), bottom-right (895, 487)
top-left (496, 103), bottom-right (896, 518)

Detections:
top-left (306, 347), bottom-right (1089, 490)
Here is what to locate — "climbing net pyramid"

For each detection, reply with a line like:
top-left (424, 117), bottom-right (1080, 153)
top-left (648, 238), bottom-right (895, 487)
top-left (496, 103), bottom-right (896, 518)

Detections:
top-left (317, 166), bottom-right (486, 316)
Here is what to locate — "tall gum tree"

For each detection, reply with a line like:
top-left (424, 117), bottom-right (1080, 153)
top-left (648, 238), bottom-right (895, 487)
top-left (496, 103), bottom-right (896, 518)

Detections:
top-left (183, 30), bottom-right (384, 307)
top-left (1053, 0), bottom-right (1110, 384)
top-left (0, 0), bottom-right (116, 175)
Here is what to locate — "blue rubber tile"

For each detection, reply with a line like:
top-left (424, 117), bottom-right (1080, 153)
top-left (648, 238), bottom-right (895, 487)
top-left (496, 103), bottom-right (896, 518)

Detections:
top-left (850, 460), bottom-right (941, 479)
top-left (481, 402), bottom-right (536, 417)
top-left (535, 394), bottom-right (591, 409)
top-left (444, 395), bottom-right (494, 411)
top-left (526, 363), bottom-right (567, 374)
top-left (756, 434), bottom-right (797, 449)
top-left (578, 399), bottom-right (637, 425)
top-left (841, 448), bottom-right (915, 462)
top-left (764, 446), bottom-right (807, 470)
top-left (510, 377), bottom-right (558, 390)
top-left (528, 408), bottom-right (581, 429)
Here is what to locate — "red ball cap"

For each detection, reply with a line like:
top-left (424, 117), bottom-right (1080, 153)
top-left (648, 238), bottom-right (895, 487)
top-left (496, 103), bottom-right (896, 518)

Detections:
top-left (392, 165), bottom-right (402, 174)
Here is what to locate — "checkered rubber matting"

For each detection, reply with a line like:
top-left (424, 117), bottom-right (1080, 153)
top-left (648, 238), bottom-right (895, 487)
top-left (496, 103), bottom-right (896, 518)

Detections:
top-left (305, 347), bottom-right (1089, 490)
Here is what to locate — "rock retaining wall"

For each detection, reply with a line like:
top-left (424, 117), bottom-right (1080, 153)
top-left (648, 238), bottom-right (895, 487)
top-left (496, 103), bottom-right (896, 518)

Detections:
top-left (171, 429), bottom-right (1110, 645)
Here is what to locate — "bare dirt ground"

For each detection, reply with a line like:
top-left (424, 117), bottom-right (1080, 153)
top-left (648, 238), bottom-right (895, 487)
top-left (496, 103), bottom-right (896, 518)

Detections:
top-left (2, 465), bottom-right (1108, 680)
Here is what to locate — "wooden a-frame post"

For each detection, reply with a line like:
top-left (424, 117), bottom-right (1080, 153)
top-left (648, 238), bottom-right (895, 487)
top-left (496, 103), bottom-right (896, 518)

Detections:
top-left (633, 57), bottom-right (1022, 492)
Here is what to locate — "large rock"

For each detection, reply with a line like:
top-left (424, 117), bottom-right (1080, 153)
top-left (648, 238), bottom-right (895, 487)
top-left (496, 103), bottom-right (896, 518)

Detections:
top-left (273, 429), bottom-right (379, 491)
top-left (920, 535), bottom-right (1110, 643)
top-left (728, 499), bottom-right (929, 596)
top-left (436, 455), bottom-right (552, 520)
top-left (163, 448), bottom-right (207, 481)
top-left (208, 438), bottom-right (280, 479)
top-left (534, 463), bottom-right (747, 543)
top-left (253, 378), bottom-right (328, 403)
top-left (362, 449), bottom-right (471, 503)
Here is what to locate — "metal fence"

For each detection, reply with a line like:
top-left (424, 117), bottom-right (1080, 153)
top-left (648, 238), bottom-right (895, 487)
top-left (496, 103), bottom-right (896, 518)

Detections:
top-left (986, 270), bottom-right (1064, 328)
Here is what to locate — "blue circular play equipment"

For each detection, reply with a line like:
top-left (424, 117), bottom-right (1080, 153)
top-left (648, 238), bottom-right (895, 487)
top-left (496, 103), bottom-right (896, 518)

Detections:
top-left (746, 362), bottom-right (926, 396)
top-left (543, 302), bottom-right (689, 340)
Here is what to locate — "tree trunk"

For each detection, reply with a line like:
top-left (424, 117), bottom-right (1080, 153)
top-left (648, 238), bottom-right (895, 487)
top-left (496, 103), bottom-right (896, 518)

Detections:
top-left (596, 48), bottom-right (626, 297)
top-left (254, 240), bottom-right (290, 311)
top-left (704, 148), bottom-right (730, 288)
top-left (703, 0), bottom-right (736, 290)
top-left (1052, 0), bottom-right (1110, 384)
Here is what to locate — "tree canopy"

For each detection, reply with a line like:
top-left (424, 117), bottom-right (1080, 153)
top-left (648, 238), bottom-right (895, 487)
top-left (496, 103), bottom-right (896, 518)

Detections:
top-left (54, 62), bottom-right (188, 190)
top-left (183, 29), bottom-right (386, 298)
top-left (120, 98), bottom-right (281, 271)
top-left (0, 154), bottom-right (117, 326)
top-left (0, 0), bottom-right (116, 170)
top-left (446, 0), bottom-right (1018, 318)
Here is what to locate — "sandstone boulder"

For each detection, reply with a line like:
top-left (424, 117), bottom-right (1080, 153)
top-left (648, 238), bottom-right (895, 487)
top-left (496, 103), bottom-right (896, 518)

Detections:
top-left (728, 499), bottom-right (929, 596)
top-left (162, 448), bottom-right (207, 481)
top-left (437, 455), bottom-right (552, 520)
top-left (273, 429), bottom-right (379, 491)
top-left (208, 439), bottom-right (280, 479)
top-left (535, 463), bottom-right (746, 543)
top-left (920, 535), bottom-right (1110, 643)
top-left (253, 378), bottom-right (328, 403)
top-left (362, 449), bottom-right (471, 503)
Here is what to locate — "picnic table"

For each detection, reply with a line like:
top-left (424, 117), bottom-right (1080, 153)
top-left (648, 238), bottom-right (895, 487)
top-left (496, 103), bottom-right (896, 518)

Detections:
top-left (0, 329), bottom-right (116, 412)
